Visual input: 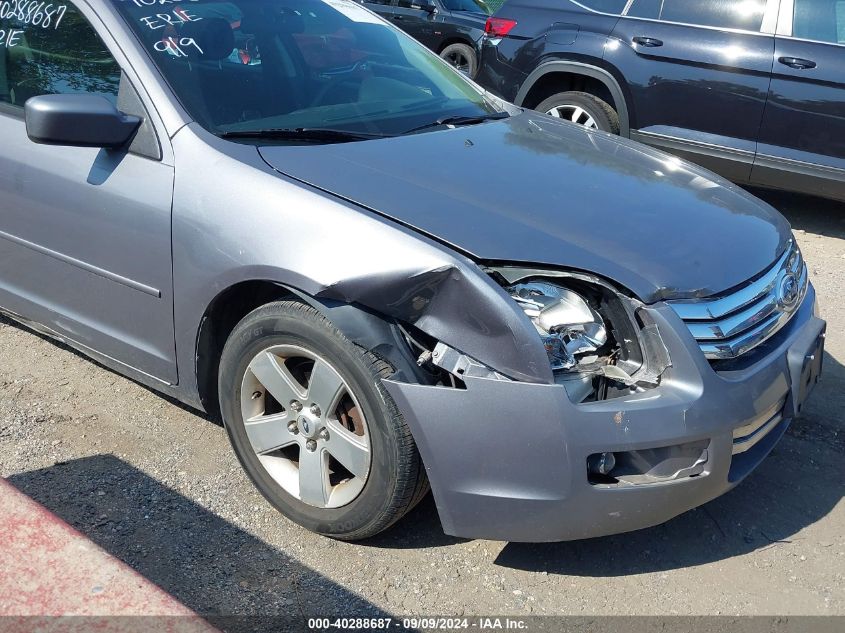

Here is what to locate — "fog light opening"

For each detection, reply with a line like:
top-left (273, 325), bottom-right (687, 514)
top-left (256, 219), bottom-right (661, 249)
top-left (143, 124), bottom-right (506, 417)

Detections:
top-left (588, 440), bottom-right (710, 486)
top-left (587, 452), bottom-right (616, 483)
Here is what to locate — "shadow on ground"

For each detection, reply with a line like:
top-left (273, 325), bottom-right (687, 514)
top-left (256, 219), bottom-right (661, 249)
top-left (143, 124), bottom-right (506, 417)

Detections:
top-left (0, 314), bottom-right (220, 426)
top-left (363, 495), bottom-right (465, 550)
top-left (7, 455), bottom-right (392, 632)
top-left (749, 187), bottom-right (845, 241)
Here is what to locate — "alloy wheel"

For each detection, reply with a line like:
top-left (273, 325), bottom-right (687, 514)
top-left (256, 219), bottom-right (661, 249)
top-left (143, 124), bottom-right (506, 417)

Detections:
top-left (240, 344), bottom-right (371, 509)
top-left (444, 50), bottom-right (471, 76)
top-left (546, 104), bottom-right (599, 129)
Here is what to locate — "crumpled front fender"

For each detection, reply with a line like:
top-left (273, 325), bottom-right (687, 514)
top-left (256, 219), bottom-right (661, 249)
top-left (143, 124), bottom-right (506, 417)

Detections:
top-left (172, 124), bottom-right (553, 409)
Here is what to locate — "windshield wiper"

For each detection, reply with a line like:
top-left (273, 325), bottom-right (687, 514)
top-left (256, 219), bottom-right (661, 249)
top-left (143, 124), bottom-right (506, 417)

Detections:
top-left (219, 128), bottom-right (392, 143)
top-left (402, 111), bottom-right (510, 135)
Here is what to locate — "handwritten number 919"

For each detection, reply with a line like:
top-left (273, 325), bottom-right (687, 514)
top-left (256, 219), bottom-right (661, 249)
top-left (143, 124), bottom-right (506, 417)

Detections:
top-left (154, 36), bottom-right (204, 58)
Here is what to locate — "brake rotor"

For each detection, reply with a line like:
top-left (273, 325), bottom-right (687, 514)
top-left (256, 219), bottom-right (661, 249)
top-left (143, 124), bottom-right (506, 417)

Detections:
top-left (336, 395), bottom-right (365, 437)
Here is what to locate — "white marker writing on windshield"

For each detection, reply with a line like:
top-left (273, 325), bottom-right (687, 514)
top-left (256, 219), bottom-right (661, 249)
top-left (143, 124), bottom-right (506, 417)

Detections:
top-left (139, 8), bottom-right (202, 29)
top-left (0, 28), bottom-right (22, 47)
top-left (154, 36), bottom-right (203, 57)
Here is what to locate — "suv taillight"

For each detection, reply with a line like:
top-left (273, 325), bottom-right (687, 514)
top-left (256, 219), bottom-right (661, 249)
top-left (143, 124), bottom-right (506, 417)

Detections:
top-left (484, 17), bottom-right (517, 38)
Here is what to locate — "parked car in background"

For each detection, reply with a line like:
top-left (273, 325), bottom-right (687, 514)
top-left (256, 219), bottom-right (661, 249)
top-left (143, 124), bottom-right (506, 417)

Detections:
top-left (359, 0), bottom-right (496, 76)
top-left (476, 0), bottom-right (845, 202)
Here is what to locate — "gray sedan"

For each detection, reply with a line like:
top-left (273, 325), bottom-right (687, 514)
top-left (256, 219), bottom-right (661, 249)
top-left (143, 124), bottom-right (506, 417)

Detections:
top-left (0, 0), bottom-right (825, 541)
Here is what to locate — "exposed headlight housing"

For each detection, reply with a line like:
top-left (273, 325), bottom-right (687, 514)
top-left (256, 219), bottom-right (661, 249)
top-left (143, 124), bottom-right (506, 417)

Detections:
top-left (491, 268), bottom-right (671, 403)
top-left (508, 281), bottom-right (608, 371)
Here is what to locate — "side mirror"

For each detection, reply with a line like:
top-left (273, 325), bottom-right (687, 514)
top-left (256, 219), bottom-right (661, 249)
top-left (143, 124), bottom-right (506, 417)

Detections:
top-left (25, 94), bottom-right (141, 149)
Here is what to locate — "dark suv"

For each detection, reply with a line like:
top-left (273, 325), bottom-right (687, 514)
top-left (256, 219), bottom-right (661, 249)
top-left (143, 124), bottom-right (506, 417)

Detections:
top-left (476, 0), bottom-right (845, 202)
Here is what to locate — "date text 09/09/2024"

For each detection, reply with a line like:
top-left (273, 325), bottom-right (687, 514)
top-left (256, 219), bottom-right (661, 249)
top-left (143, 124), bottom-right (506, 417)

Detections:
top-left (308, 617), bottom-right (530, 630)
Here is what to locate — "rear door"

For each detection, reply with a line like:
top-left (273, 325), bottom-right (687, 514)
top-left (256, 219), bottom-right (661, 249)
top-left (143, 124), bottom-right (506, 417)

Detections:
top-left (751, 0), bottom-right (845, 200)
top-left (606, 0), bottom-right (779, 181)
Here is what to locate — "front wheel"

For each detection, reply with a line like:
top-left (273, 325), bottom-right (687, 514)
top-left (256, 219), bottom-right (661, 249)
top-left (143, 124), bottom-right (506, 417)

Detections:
top-left (535, 91), bottom-right (620, 134)
top-left (439, 42), bottom-right (477, 78)
top-left (218, 300), bottom-right (428, 540)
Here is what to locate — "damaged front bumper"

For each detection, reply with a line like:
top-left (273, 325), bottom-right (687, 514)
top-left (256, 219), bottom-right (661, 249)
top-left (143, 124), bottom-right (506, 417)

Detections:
top-left (384, 285), bottom-right (825, 542)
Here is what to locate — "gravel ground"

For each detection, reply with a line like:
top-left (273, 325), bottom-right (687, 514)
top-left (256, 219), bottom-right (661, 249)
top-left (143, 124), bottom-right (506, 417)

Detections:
top-left (0, 188), bottom-right (843, 623)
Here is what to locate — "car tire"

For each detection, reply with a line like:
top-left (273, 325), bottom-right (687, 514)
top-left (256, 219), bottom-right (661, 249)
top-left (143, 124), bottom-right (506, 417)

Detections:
top-left (440, 42), bottom-right (477, 78)
top-left (535, 91), bottom-right (620, 134)
top-left (218, 300), bottom-right (428, 540)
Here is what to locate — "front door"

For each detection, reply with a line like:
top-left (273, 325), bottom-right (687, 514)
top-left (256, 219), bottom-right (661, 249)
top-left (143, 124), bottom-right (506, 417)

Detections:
top-left (607, 0), bottom-right (777, 181)
top-left (0, 2), bottom-right (177, 383)
top-left (751, 0), bottom-right (845, 200)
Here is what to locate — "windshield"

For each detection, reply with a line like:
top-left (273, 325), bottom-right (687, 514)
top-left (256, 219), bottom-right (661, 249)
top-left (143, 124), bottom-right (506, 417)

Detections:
top-left (115, 0), bottom-right (499, 139)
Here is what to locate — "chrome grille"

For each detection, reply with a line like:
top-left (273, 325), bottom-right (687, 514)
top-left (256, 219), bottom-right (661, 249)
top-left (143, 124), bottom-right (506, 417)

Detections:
top-left (669, 241), bottom-right (807, 360)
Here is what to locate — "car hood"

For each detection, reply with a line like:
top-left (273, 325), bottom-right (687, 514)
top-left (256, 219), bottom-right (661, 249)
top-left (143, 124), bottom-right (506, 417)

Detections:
top-left (258, 113), bottom-right (791, 303)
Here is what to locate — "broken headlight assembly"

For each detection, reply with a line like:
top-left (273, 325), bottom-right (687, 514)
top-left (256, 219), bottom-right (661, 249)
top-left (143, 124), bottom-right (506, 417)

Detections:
top-left (491, 268), bottom-right (671, 403)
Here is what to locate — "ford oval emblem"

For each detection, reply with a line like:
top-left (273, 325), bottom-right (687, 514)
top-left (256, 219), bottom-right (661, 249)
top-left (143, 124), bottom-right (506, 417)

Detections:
top-left (777, 273), bottom-right (801, 310)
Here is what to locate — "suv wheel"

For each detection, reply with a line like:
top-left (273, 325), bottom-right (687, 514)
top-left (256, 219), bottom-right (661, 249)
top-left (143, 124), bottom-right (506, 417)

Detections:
top-left (536, 91), bottom-right (620, 134)
top-left (440, 43), bottom-right (477, 77)
top-left (218, 300), bottom-right (428, 540)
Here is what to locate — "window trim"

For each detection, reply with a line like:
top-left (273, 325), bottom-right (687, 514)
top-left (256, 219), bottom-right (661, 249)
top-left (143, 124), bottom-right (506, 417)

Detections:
top-left (776, 0), bottom-right (845, 46)
top-left (620, 0), bottom-right (781, 36)
top-left (0, 102), bottom-right (23, 120)
top-left (117, 72), bottom-right (163, 161)
top-left (777, 0), bottom-right (795, 34)
top-left (762, 0), bottom-right (781, 32)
